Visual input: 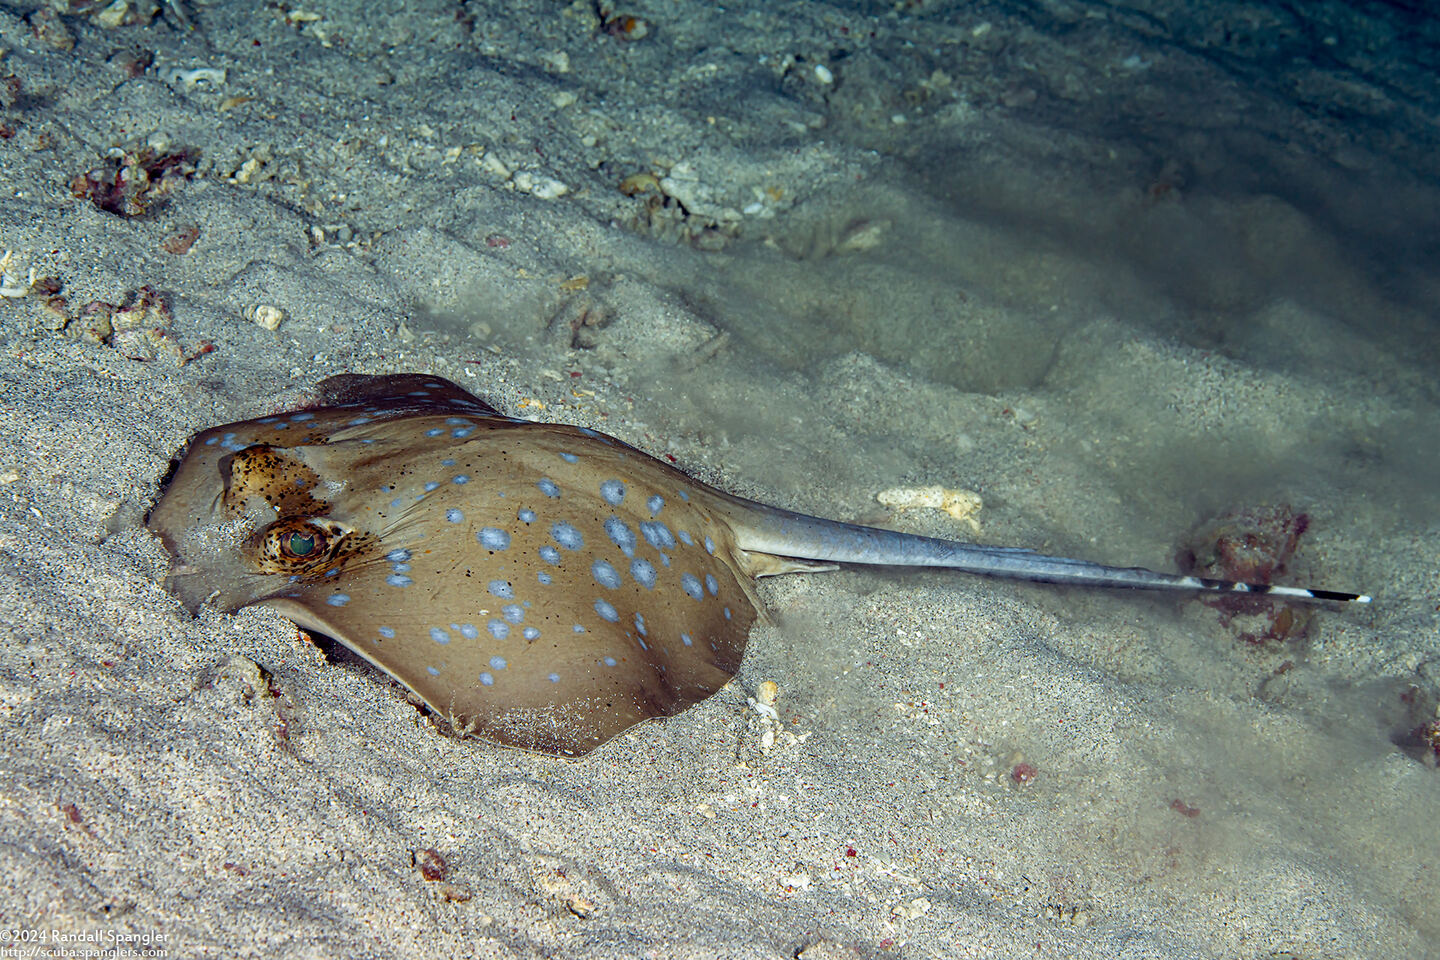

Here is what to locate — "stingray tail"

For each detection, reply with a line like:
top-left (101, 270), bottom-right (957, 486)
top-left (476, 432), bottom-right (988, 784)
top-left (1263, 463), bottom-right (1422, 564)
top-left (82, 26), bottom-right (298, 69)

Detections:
top-left (725, 501), bottom-right (1370, 605)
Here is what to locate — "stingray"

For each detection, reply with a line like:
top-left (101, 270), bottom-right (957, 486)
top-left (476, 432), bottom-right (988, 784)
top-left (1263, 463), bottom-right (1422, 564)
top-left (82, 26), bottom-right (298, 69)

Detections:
top-left (147, 374), bottom-right (1368, 756)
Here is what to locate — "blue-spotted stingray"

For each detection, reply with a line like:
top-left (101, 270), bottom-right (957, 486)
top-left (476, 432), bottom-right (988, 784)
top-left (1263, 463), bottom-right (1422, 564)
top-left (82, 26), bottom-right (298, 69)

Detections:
top-left (147, 374), bottom-right (1368, 756)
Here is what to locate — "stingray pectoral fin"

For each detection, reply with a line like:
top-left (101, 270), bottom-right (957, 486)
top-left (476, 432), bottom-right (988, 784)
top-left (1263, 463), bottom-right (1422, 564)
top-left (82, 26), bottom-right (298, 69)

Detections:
top-left (313, 373), bottom-right (506, 418)
top-left (259, 579), bottom-right (748, 758)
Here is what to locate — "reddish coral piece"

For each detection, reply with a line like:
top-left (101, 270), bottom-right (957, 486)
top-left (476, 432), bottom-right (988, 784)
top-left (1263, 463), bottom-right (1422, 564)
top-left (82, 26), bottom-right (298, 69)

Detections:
top-left (1011, 762), bottom-right (1037, 785)
top-left (415, 848), bottom-right (447, 881)
top-left (1177, 504), bottom-right (1314, 643)
top-left (162, 224), bottom-right (200, 255)
top-left (1179, 504), bottom-right (1308, 586)
top-left (1170, 799), bottom-right (1200, 818)
top-left (71, 147), bottom-right (198, 217)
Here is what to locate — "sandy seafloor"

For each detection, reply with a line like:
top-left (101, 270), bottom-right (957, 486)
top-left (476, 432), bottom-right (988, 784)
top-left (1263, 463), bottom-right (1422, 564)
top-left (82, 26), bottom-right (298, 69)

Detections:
top-left (1, 0), bottom-right (1438, 957)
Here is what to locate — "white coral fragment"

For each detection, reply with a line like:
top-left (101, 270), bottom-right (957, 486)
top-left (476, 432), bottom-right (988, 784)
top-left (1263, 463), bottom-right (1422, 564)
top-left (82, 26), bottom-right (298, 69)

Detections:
top-left (876, 485), bottom-right (983, 532)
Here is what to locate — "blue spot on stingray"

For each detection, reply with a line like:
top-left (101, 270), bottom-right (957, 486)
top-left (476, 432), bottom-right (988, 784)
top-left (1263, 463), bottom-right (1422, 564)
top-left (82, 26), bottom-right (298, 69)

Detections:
top-left (677, 489), bottom-right (689, 501)
top-left (488, 580), bottom-right (513, 598)
top-left (594, 599), bottom-right (619, 622)
top-left (391, 562), bottom-right (411, 573)
top-left (348, 417), bottom-right (371, 426)
top-left (572, 624), bottom-right (586, 633)
top-left (706, 573), bottom-right (718, 595)
top-left (424, 481), bottom-right (440, 492)
top-left (453, 474), bottom-right (470, 484)
top-left (634, 612), bottom-right (647, 636)
top-left (386, 549), bottom-right (411, 563)
top-left (390, 498), bottom-right (404, 509)
top-left (478, 527), bottom-right (511, 550)
top-left (427, 666), bottom-right (440, 676)
top-left (292, 413), bottom-right (315, 421)
top-left (487, 620), bottom-right (509, 639)
top-left (681, 632), bottom-right (693, 646)
top-left (447, 508), bottom-right (464, 523)
top-left (453, 428), bottom-right (472, 438)
top-left (537, 478), bottom-right (561, 498)
top-left (681, 573), bottom-right (704, 601)
top-left (480, 672), bottom-right (494, 686)
top-left (552, 522), bottom-right (583, 550)
top-left (600, 479), bottom-right (625, 505)
top-left (502, 604), bottom-right (524, 623)
top-left (378, 626), bottom-right (395, 639)
top-left (459, 623), bottom-right (479, 640)
top-left (606, 516), bottom-right (637, 557)
top-left (430, 627), bottom-right (450, 645)
top-left (489, 656), bottom-right (507, 670)
top-left (558, 452), bottom-right (578, 463)
top-left (640, 521), bottom-right (677, 551)
top-left (724, 606), bottom-right (732, 620)
top-left (548, 672), bottom-right (561, 683)
top-left (704, 536), bottom-right (715, 555)
top-left (630, 558), bottom-right (657, 590)
top-left (425, 427), bottom-right (444, 437)
top-left (677, 530), bottom-right (694, 546)
top-left (539, 545), bottom-right (562, 565)
top-left (446, 418), bottom-right (468, 425)
top-left (578, 427), bottom-right (599, 438)
top-left (647, 494), bottom-right (664, 516)
top-left (592, 560), bottom-right (622, 590)
top-left (440, 458), bottom-right (456, 466)
top-left (387, 574), bottom-right (413, 587)
top-left (518, 508), bottom-right (536, 523)
top-left (538, 571), bottom-right (553, 585)
top-left (522, 626), bottom-right (540, 640)
top-left (603, 656), bottom-right (617, 667)
top-left (327, 593), bottom-right (350, 607)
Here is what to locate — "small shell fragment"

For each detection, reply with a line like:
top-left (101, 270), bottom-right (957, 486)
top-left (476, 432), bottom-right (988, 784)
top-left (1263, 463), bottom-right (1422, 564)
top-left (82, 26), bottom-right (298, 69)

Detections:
top-left (618, 172), bottom-right (660, 196)
top-left (877, 485), bottom-right (983, 531)
top-left (250, 304), bottom-right (285, 330)
top-left (756, 679), bottom-right (779, 707)
top-left (837, 218), bottom-right (891, 253)
top-left (513, 171), bottom-right (569, 199)
top-left (892, 897), bottom-right (932, 920)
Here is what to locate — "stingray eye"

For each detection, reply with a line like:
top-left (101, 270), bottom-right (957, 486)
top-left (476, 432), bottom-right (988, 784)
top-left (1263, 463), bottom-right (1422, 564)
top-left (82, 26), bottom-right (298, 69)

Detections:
top-left (274, 524), bottom-right (329, 561)
top-left (254, 519), bottom-right (350, 575)
top-left (285, 531), bottom-right (318, 557)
